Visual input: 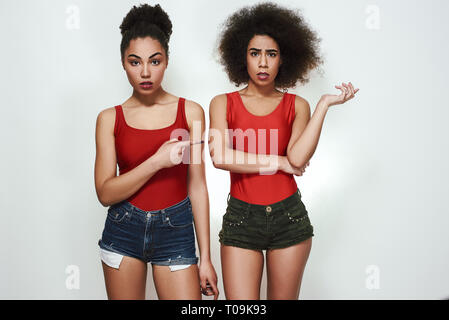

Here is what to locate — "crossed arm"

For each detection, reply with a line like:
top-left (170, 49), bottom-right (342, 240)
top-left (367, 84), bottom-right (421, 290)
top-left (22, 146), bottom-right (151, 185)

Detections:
top-left (208, 94), bottom-right (317, 174)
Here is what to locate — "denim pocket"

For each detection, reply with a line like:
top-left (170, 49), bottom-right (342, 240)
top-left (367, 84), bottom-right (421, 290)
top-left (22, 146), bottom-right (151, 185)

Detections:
top-left (223, 204), bottom-right (249, 227)
top-left (107, 205), bottom-right (131, 224)
top-left (167, 208), bottom-right (193, 228)
top-left (283, 200), bottom-right (309, 224)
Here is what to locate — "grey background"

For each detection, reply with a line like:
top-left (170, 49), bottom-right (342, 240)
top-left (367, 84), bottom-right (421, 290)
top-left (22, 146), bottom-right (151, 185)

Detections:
top-left (0, 0), bottom-right (448, 299)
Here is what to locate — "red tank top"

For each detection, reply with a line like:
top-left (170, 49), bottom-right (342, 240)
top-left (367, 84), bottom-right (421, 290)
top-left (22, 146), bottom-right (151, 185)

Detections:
top-left (114, 98), bottom-right (190, 211)
top-left (226, 91), bottom-right (298, 204)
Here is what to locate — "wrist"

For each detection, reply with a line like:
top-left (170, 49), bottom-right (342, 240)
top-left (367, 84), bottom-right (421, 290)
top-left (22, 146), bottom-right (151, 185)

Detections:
top-left (147, 156), bottom-right (162, 171)
top-left (199, 254), bottom-right (211, 264)
top-left (278, 156), bottom-right (288, 172)
top-left (317, 98), bottom-right (331, 110)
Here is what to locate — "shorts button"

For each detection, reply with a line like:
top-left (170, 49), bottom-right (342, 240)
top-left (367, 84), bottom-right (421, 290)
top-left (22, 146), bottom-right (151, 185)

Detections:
top-left (266, 206), bottom-right (272, 213)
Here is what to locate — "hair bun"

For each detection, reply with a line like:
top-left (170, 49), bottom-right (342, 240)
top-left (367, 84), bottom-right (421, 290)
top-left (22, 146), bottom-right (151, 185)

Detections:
top-left (120, 4), bottom-right (172, 40)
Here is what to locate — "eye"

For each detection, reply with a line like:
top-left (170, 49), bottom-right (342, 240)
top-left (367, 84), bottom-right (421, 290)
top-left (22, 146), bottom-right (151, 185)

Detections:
top-left (268, 52), bottom-right (277, 57)
top-left (151, 60), bottom-right (161, 65)
top-left (130, 60), bottom-right (140, 66)
top-left (250, 51), bottom-right (259, 57)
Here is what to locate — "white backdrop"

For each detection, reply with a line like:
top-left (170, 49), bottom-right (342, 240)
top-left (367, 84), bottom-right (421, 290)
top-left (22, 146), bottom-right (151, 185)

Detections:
top-left (1, 0), bottom-right (448, 299)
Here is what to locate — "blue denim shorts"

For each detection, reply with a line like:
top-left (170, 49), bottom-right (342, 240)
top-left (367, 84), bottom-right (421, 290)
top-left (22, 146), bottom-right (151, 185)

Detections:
top-left (98, 196), bottom-right (198, 266)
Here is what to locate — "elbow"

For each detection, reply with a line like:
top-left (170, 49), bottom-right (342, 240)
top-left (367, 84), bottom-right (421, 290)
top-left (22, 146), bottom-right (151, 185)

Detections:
top-left (211, 158), bottom-right (226, 170)
top-left (99, 200), bottom-right (109, 208)
top-left (97, 191), bottom-right (110, 208)
top-left (287, 152), bottom-right (304, 169)
top-left (98, 197), bottom-right (109, 208)
top-left (209, 148), bottom-right (228, 171)
top-left (211, 157), bottom-right (231, 172)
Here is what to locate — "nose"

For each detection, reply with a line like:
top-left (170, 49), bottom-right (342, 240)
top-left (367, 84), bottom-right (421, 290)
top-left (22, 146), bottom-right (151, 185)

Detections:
top-left (141, 62), bottom-right (151, 78)
top-left (258, 53), bottom-right (268, 68)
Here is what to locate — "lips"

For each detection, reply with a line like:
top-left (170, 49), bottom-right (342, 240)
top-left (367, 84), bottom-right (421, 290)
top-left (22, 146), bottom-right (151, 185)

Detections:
top-left (257, 72), bottom-right (269, 80)
top-left (139, 81), bottom-right (153, 89)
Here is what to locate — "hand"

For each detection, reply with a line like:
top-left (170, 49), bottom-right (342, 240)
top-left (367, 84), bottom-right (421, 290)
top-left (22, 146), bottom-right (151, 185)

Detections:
top-left (320, 82), bottom-right (359, 107)
top-left (152, 138), bottom-right (190, 169)
top-left (291, 160), bottom-right (309, 177)
top-left (280, 157), bottom-right (310, 176)
top-left (198, 260), bottom-right (219, 300)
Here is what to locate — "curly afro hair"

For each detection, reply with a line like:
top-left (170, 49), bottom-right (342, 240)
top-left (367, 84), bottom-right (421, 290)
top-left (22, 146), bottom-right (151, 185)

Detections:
top-left (217, 2), bottom-right (324, 89)
top-left (120, 4), bottom-right (173, 61)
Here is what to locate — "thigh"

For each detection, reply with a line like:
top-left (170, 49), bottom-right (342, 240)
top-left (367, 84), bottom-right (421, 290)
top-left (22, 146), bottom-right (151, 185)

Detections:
top-left (152, 264), bottom-right (201, 300)
top-left (221, 245), bottom-right (264, 300)
top-left (101, 256), bottom-right (147, 300)
top-left (266, 237), bottom-right (312, 300)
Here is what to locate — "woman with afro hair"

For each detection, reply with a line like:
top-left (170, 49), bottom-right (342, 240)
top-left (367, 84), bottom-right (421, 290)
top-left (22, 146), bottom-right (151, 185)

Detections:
top-left (94, 4), bottom-right (218, 299)
top-left (208, 2), bottom-right (359, 299)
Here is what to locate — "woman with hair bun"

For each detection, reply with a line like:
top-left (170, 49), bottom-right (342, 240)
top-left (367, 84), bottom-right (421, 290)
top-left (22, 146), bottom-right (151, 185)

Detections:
top-left (94, 4), bottom-right (218, 300)
top-left (209, 2), bottom-right (359, 299)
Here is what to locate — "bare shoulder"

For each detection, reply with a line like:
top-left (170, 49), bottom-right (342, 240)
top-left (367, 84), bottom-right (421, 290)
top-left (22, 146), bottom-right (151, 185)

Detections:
top-left (210, 93), bottom-right (227, 107)
top-left (293, 94), bottom-right (311, 118)
top-left (96, 106), bottom-right (117, 132)
top-left (184, 99), bottom-right (205, 130)
top-left (184, 99), bottom-right (205, 119)
top-left (209, 93), bottom-right (227, 115)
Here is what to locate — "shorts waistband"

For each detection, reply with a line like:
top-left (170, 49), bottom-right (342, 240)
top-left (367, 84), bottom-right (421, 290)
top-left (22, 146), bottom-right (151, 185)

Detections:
top-left (227, 189), bottom-right (302, 211)
top-left (112, 196), bottom-right (190, 217)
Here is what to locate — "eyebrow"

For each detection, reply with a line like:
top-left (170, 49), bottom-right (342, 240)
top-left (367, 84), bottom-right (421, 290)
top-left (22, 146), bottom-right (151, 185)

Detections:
top-left (248, 48), bottom-right (279, 53)
top-left (127, 52), bottom-right (163, 59)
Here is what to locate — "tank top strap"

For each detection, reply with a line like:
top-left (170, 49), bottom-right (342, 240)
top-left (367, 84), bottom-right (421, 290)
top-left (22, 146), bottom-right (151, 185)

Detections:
top-left (282, 93), bottom-right (297, 125)
top-left (176, 97), bottom-right (189, 130)
top-left (226, 91), bottom-right (241, 125)
top-left (114, 105), bottom-right (126, 136)
top-left (225, 92), bottom-right (232, 125)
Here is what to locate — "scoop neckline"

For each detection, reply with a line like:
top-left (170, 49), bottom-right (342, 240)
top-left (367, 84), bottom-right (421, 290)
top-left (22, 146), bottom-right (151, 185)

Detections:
top-left (119, 98), bottom-right (180, 132)
top-left (235, 91), bottom-right (287, 118)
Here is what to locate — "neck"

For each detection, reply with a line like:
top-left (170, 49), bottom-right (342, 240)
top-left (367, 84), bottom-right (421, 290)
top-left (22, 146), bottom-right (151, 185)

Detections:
top-left (243, 80), bottom-right (279, 97)
top-left (130, 86), bottom-right (166, 107)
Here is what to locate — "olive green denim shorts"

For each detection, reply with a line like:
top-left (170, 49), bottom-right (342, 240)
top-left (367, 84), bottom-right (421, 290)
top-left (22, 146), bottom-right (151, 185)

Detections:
top-left (219, 189), bottom-right (314, 250)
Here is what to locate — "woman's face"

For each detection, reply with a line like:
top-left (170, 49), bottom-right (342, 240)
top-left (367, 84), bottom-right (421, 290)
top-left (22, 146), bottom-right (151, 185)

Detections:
top-left (122, 37), bottom-right (168, 94)
top-left (246, 34), bottom-right (282, 87)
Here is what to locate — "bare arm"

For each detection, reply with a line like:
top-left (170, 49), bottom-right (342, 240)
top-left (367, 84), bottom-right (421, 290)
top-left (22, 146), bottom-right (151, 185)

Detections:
top-left (185, 100), bottom-right (219, 299)
top-left (286, 97), bottom-right (328, 168)
top-left (186, 101), bottom-right (211, 262)
top-left (94, 108), bottom-right (185, 207)
top-left (208, 94), bottom-right (291, 174)
top-left (287, 82), bottom-right (359, 168)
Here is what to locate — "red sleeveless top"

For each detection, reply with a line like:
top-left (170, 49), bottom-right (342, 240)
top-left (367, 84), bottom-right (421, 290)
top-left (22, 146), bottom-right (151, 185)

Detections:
top-left (226, 91), bottom-right (298, 204)
top-left (114, 98), bottom-right (190, 211)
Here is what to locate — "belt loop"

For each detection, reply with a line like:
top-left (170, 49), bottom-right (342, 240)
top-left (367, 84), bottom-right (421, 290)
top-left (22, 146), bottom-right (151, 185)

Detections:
top-left (125, 201), bottom-right (134, 215)
top-left (227, 193), bottom-right (231, 204)
top-left (161, 210), bottom-right (167, 223)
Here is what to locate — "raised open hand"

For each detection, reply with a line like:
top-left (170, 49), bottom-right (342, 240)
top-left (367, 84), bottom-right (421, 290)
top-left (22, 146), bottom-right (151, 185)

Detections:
top-left (320, 82), bottom-right (359, 107)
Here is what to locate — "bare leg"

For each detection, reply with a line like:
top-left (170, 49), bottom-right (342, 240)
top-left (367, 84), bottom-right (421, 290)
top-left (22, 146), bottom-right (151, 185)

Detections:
top-left (266, 237), bottom-right (312, 300)
top-left (221, 245), bottom-right (264, 300)
top-left (101, 256), bottom-right (147, 300)
top-left (152, 264), bottom-right (201, 300)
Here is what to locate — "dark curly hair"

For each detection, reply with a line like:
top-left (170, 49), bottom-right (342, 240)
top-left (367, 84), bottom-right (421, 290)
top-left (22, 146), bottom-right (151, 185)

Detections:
top-left (217, 2), bottom-right (324, 89)
top-left (120, 3), bottom-right (173, 62)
